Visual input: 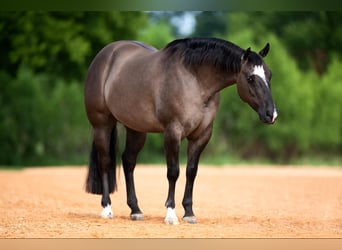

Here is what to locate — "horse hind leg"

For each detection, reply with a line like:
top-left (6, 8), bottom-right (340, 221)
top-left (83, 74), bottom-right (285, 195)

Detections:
top-left (86, 120), bottom-right (117, 219)
top-left (122, 127), bottom-right (146, 221)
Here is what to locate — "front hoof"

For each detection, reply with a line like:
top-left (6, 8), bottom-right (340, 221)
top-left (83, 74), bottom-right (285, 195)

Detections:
top-left (164, 208), bottom-right (179, 225)
top-left (131, 213), bottom-right (144, 221)
top-left (101, 205), bottom-right (113, 219)
top-left (183, 216), bottom-right (197, 224)
top-left (164, 217), bottom-right (179, 225)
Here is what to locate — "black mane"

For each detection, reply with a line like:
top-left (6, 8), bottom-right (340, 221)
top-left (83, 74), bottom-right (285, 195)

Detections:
top-left (164, 37), bottom-right (245, 73)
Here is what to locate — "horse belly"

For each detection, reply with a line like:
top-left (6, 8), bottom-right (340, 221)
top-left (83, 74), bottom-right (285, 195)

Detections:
top-left (105, 85), bottom-right (164, 133)
top-left (114, 107), bottom-right (164, 133)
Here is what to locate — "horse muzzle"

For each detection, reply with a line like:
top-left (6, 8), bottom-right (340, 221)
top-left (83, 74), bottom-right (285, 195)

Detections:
top-left (259, 106), bottom-right (278, 124)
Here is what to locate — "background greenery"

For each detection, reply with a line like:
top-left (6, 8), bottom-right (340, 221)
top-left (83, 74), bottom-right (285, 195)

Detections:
top-left (0, 11), bottom-right (341, 167)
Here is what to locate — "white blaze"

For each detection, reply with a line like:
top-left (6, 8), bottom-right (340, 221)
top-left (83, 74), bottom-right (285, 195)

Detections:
top-left (253, 65), bottom-right (268, 88)
top-left (253, 65), bottom-right (277, 123)
top-left (272, 106), bottom-right (278, 123)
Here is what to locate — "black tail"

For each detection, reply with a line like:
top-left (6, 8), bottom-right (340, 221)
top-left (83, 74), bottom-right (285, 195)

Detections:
top-left (85, 127), bottom-right (117, 194)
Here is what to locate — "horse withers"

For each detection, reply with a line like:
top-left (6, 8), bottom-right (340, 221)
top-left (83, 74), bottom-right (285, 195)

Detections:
top-left (84, 37), bottom-right (278, 224)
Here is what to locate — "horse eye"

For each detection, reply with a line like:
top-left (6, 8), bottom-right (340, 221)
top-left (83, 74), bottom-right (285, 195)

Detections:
top-left (247, 75), bottom-right (254, 83)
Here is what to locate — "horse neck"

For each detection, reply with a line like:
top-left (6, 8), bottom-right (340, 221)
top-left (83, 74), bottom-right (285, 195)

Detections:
top-left (195, 66), bottom-right (238, 99)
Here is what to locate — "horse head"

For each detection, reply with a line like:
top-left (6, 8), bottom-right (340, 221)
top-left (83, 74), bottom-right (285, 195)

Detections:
top-left (236, 43), bottom-right (278, 124)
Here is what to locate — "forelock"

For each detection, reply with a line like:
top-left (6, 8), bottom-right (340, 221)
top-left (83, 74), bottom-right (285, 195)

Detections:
top-left (247, 52), bottom-right (263, 66)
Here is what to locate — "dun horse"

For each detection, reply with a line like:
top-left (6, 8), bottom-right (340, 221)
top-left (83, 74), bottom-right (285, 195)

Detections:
top-left (84, 38), bottom-right (278, 224)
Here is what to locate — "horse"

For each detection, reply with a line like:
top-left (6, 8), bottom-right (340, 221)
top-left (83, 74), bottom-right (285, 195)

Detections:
top-left (84, 37), bottom-right (278, 225)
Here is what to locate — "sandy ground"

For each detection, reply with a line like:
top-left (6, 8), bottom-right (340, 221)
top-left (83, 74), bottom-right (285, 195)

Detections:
top-left (0, 165), bottom-right (341, 238)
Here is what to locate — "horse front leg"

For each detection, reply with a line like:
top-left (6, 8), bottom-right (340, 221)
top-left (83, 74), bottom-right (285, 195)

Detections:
top-left (163, 124), bottom-right (182, 225)
top-left (182, 124), bottom-right (213, 224)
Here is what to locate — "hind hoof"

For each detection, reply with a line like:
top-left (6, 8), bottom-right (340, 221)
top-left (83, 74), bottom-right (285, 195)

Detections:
top-left (183, 216), bottom-right (197, 224)
top-left (101, 205), bottom-right (113, 219)
top-left (131, 213), bottom-right (144, 221)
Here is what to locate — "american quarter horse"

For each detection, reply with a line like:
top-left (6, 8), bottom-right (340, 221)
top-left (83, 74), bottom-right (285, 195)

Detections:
top-left (84, 37), bottom-right (278, 224)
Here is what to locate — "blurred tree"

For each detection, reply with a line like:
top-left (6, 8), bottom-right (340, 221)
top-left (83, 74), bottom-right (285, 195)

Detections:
top-left (137, 21), bottom-right (174, 49)
top-left (203, 12), bottom-right (342, 162)
top-left (226, 12), bottom-right (342, 75)
top-left (0, 12), bottom-right (148, 81)
top-left (192, 11), bottom-right (226, 37)
top-left (0, 12), bottom-right (150, 166)
top-left (1, 11), bottom-right (341, 166)
top-left (146, 11), bottom-right (190, 37)
top-left (0, 66), bottom-right (90, 165)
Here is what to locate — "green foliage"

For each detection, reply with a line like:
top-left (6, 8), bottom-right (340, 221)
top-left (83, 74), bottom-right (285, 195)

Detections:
top-left (311, 57), bottom-right (342, 149)
top-left (206, 13), bottom-right (342, 162)
top-left (137, 21), bottom-right (175, 48)
top-left (225, 12), bottom-right (342, 75)
top-left (0, 11), bottom-right (149, 166)
top-left (0, 11), bottom-right (341, 166)
top-left (192, 12), bottom-right (227, 37)
top-left (0, 12), bottom-right (149, 81)
top-left (0, 67), bottom-right (89, 165)
top-left (263, 34), bottom-right (315, 154)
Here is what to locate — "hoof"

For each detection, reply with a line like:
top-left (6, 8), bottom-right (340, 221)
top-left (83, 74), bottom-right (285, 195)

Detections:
top-left (131, 213), bottom-right (144, 221)
top-left (164, 207), bottom-right (179, 225)
top-left (164, 217), bottom-right (179, 225)
top-left (183, 216), bottom-right (197, 224)
top-left (101, 204), bottom-right (113, 219)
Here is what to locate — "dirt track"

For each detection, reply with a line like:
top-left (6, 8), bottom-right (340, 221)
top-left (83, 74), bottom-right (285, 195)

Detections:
top-left (0, 165), bottom-right (341, 238)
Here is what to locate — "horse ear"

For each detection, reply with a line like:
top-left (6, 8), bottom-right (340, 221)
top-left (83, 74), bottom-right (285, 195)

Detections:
top-left (259, 43), bottom-right (270, 57)
top-left (242, 47), bottom-right (251, 61)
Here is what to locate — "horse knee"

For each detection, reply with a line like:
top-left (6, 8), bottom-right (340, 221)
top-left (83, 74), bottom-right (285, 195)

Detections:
top-left (167, 166), bottom-right (180, 181)
top-left (186, 165), bottom-right (198, 181)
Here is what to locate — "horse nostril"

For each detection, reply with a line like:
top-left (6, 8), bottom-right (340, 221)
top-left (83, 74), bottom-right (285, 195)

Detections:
top-left (266, 110), bottom-right (272, 119)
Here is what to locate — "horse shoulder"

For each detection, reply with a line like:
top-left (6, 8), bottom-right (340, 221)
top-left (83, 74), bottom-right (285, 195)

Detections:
top-left (187, 93), bottom-right (220, 140)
